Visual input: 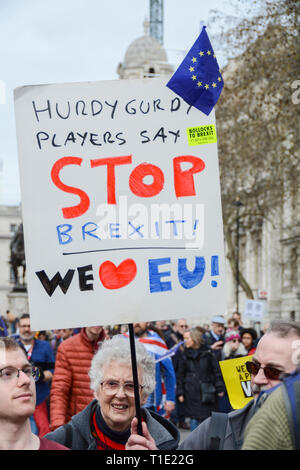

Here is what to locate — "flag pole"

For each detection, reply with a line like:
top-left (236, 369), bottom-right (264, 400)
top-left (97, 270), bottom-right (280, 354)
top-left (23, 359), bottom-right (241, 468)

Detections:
top-left (128, 323), bottom-right (143, 436)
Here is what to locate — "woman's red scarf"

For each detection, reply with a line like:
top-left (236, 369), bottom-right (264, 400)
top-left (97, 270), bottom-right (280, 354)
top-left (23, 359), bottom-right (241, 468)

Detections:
top-left (90, 407), bottom-right (130, 450)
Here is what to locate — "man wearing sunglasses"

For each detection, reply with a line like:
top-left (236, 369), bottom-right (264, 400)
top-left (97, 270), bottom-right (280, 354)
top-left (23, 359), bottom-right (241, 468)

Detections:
top-left (176, 320), bottom-right (300, 450)
top-left (0, 337), bottom-right (68, 450)
top-left (242, 365), bottom-right (300, 450)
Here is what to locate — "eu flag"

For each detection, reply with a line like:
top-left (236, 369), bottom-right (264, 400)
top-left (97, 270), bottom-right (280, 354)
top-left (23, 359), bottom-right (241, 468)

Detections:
top-left (166, 26), bottom-right (224, 115)
top-left (0, 316), bottom-right (8, 337)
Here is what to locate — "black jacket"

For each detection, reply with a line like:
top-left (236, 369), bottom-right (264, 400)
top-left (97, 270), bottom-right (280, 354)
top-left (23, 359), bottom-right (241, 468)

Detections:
top-left (177, 344), bottom-right (225, 421)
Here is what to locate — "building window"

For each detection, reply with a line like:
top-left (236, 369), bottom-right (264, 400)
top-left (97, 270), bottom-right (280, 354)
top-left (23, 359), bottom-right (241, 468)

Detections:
top-left (144, 67), bottom-right (156, 78)
top-left (290, 311), bottom-right (295, 321)
top-left (9, 266), bottom-right (14, 284)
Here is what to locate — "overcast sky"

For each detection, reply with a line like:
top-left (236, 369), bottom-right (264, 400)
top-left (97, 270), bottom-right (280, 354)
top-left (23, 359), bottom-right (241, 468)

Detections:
top-left (0, 0), bottom-right (239, 206)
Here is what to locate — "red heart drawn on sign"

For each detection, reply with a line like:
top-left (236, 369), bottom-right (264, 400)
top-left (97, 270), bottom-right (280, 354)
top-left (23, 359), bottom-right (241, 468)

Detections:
top-left (99, 259), bottom-right (137, 289)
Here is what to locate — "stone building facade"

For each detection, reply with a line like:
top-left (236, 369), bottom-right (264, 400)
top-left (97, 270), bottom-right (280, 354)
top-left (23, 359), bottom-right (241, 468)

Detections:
top-left (218, 26), bottom-right (300, 323)
top-left (0, 204), bottom-right (23, 314)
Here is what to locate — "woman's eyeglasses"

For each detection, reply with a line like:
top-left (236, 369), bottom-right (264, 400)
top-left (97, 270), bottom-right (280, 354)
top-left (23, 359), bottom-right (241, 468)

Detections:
top-left (100, 380), bottom-right (143, 397)
top-left (245, 361), bottom-right (282, 380)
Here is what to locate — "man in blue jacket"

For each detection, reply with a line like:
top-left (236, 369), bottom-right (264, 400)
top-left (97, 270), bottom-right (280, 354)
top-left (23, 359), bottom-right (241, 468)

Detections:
top-left (17, 314), bottom-right (55, 437)
top-left (133, 322), bottom-right (176, 417)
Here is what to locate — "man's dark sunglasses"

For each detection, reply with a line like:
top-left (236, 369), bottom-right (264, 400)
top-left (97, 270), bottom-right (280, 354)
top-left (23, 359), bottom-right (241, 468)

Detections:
top-left (245, 361), bottom-right (282, 380)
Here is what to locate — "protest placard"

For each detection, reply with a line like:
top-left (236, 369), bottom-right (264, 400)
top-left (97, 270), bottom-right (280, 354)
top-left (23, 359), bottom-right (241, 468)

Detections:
top-left (14, 77), bottom-right (226, 330)
top-left (243, 299), bottom-right (266, 322)
top-left (219, 355), bottom-right (254, 409)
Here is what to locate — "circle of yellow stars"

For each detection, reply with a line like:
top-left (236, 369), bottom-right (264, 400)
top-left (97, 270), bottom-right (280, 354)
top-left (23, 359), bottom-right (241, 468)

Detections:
top-left (188, 50), bottom-right (223, 89)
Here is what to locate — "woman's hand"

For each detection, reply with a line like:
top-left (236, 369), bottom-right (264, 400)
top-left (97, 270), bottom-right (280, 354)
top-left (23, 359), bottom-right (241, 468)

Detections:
top-left (125, 417), bottom-right (157, 450)
top-left (178, 395), bottom-right (184, 403)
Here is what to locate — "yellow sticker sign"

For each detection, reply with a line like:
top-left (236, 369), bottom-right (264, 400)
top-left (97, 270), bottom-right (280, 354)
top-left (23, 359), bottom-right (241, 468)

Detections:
top-left (187, 125), bottom-right (217, 146)
top-left (219, 355), bottom-right (254, 410)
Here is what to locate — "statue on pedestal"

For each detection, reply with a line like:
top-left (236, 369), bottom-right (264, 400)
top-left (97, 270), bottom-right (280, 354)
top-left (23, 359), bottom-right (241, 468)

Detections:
top-left (10, 223), bottom-right (26, 291)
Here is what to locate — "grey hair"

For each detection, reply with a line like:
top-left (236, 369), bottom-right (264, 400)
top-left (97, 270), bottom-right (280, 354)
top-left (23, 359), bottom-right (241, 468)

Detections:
top-left (266, 320), bottom-right (300, 339)
top-left (89, 335), bottom-right (156, 396)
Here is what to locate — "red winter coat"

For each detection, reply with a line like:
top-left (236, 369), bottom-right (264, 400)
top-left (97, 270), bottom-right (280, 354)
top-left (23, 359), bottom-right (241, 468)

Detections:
top-left (50, 328), bottom-right (105, 430)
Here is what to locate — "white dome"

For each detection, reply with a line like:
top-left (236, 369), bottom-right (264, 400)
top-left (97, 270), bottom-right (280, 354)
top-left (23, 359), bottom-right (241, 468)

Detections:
top-left (124, 34), bottom-right (168, 68)
top-left (117, 20), bottom-right (173, 79)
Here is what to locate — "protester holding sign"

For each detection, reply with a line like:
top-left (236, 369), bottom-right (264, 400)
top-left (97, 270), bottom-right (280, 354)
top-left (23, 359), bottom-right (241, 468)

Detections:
top-left (45, 336), bottom-right (179, 450)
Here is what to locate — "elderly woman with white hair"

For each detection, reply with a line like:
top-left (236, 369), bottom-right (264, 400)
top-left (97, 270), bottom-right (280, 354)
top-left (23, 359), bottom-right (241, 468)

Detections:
top-left (45, 335), bottom-right (179, 450)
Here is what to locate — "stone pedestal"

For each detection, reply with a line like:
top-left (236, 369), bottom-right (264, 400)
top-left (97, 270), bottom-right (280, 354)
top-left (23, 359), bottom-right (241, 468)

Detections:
top-left (7, 289), bottom-right (29, 318)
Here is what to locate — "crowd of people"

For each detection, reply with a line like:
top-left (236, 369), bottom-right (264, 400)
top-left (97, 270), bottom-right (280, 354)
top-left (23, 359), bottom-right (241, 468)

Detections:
top-left (0, 309), bottom-right (299, 450)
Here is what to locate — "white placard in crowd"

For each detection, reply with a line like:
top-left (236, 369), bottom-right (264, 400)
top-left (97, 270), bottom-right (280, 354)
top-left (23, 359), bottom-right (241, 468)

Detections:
top-left (243, 299), bottom-right (266, 322)
top-left (14, 77), bottom-right (226, 330)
